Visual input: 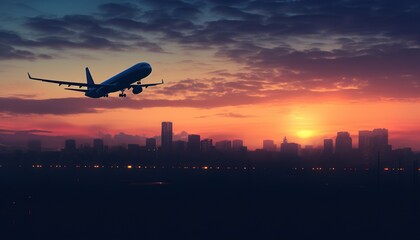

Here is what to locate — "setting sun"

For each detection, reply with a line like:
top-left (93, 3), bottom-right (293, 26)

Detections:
top-left (297, 130), bottom-right (315, 139)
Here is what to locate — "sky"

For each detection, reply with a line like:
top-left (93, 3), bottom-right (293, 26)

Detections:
top-left (1, 0), bottom-right (420, 150)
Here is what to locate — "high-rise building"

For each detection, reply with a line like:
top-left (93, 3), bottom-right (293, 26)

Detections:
top-left (215, 140), bottom-right (232, 151)
top-left (200, 139), bottom-right (213, 153)
top-left (161, 122), bottom-right (173, 151)
top-left (323, 139), bottom-right (333, 155)
top-left (359, 128), bottom-right (389, 160)
top-left (359, 130), bottom-right (372, 160)
top-left (263, 140), bottom-right (276, 151)
top-left (146, 138), bottom-right (157, 150)
top-left (187, 134), bottom-right (201, 152)
top-left (280, 137), bottom-right (300, 155)
top-left (335, 132), bottom-right (352, 155)
top-left (65, 139), bottom-right (76, 152)
top-left (232, 139), bottom-right (243, 151)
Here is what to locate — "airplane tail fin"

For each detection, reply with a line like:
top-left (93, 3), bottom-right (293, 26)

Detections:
top-left (86, 67), bottom-right (95, 90)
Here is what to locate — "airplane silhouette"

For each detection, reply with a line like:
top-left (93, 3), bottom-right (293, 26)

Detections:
top-left (28, 62), bottom-right (163, 98)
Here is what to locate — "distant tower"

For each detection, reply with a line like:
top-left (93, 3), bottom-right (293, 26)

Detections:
top-left (359, 128), bottom-right (389, 161)
top-left (146, 138), bottom-right (157, 150)
top-left (335, 132), bottom-right (352, 155)
top-left (161, 122), bottom-right (173, 151)
top-left (200, 139), bottom-right (213, 153)
top-left (280, 137), bottom-right (299, 155)
top-left (187, 134), bottom-right (201, 152)
top-left (232, 139), bottom-right (243, 151)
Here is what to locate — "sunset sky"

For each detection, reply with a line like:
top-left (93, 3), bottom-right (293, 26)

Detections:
top-left (1, 0), bottom-right (420, 150)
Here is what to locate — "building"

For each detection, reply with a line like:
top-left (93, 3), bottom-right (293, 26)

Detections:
top-left (359, 128), bottom-right (390, 161)
top-left (161, 122), bottom-right (173, 151)
top-left (215, 140), bottom-right (232, 151)
top-left (65, 139), bottom-right (76, 152)
top-left (200, 139), bottom-right (213, 153)
top-left (335, 132), bottom-right (352, 155)
top-left (323, 139), bottom-right (333, 156)
top-left (146, 138), bottom-right (157, 150)
top-left (187, 134), bottom-right (201, 152)
top-left (280, 137), bottom-right (300, 155)
top-left (232, 139), bottom-right (243, 151)
top-left (359, 130), bottom-right (372, 160)
top-left (263, 140), bottom-right (277, 151)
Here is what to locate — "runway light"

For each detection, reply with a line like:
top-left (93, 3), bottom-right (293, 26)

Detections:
top-left (384, 167), bottom-right (389, 171)
top-left (127, 165), bottom-right (132, 169)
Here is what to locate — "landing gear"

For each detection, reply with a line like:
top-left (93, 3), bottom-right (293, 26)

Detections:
top-left (118, 90), bottom-right (126, 97)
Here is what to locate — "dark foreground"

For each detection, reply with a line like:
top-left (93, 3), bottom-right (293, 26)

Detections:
top-left (1, 167), bottom-right (419, 240)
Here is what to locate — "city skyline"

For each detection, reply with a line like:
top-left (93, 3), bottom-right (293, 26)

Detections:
top-left (2, 122), bottom-right (411, 154)
top-left (1, 0), bottom-right (420, 151)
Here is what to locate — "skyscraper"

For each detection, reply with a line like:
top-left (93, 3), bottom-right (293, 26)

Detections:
top-left (161, 122), bottom-right (173, 151)
top-left (200, 139), bottom-right (213, 153)
top-left (359, 128), bottom-right (389, 160)
top-left (187, 134), bottom-right (201, 152)
top-left (359, 130), bottom-right (372, 160)
top-left (335, 132), bottom-right (352, 155)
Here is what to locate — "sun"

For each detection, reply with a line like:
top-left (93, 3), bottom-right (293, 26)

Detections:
top-left (297, 130), bottom-right (314, 139)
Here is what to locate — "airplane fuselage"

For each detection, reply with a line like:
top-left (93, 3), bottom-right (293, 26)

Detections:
top-left (85, 62), bottom-right (152, 98)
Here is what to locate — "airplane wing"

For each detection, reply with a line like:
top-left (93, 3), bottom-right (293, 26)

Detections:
top-left (128, 79), bottom-right (164, 88)
top-left (28, 73), bottom-right (94, 88)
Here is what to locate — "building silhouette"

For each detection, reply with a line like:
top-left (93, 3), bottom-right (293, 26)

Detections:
top-left (187, 134), bottom-right (201, 152)
top-left (200, 139), bottom-right (213, 153)
top-left (161, 122), bottom-right (173, 151)
top-left (146, 138), bottom-right (157, 150)
top-left (280, 137), bottom-right (300, 155)
top-left (263, 140), bottom-right (276, 151)
top-left (335, 132), bottom-right (352, 155)
top-left (232, 139), bottom-right (243, 151)
top-left (215, 140), bottom-right (232, 151)
top-left (359, 128), bottom-right (390, 161)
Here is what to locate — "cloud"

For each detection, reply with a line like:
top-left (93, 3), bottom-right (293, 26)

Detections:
top-left (2, 0), bottom-right (420, 100)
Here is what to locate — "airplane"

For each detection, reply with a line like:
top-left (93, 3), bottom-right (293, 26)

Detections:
top-left (28, 62), bottom-right (163, 98)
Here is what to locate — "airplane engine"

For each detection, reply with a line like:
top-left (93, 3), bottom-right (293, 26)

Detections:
top-left (132, 85), bottom-right (143, 94)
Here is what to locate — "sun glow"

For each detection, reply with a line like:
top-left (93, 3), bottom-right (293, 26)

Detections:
top-left (297, 130), bottom-right (315, 139)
